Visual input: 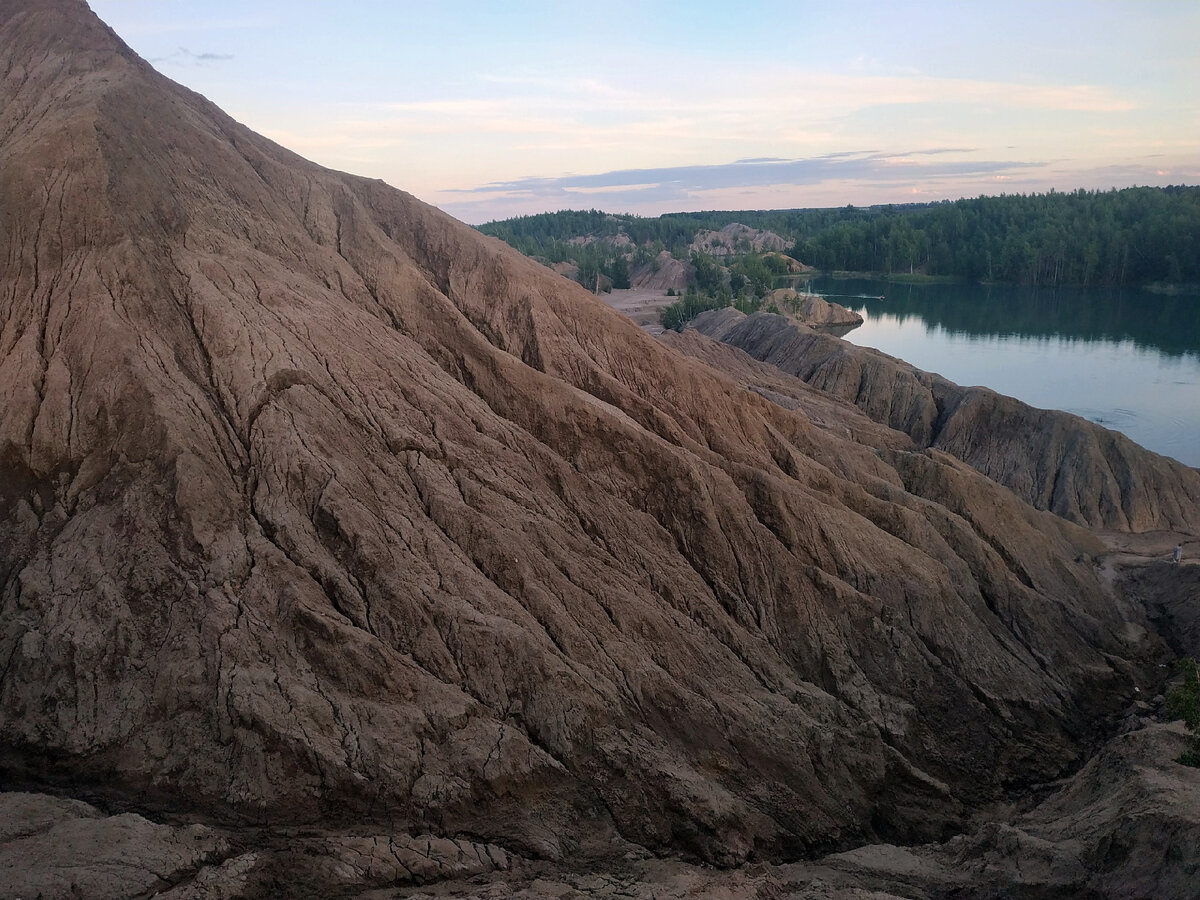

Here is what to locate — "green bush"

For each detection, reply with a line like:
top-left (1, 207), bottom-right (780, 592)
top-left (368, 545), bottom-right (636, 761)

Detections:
top-left (1166, 657), bottom-right (1200, 767)
top-left (659, 289), bottom-right (726, 331)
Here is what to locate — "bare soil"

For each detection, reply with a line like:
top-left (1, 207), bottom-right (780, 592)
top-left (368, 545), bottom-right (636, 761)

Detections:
top-left (597, 287), bottom-right (677, 333)
top-left (1095, 529), bottom-right (1196, 588)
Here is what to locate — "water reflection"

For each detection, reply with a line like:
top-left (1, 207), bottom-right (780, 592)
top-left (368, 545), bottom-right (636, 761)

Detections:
top-left (809, 277), bottom-right (1200, 358)
top-left (805, 276), bottom-right (1200, 467)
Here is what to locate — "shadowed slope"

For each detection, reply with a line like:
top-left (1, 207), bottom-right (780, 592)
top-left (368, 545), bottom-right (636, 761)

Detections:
top-left (0, 0), bottom-right (1174, 875)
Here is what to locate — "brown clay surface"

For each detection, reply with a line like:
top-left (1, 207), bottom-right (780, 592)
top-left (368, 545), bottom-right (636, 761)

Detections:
top-left (2, 3), bottom-right (1198, 898)
top-left (597, 287), bottom-right (674, 333)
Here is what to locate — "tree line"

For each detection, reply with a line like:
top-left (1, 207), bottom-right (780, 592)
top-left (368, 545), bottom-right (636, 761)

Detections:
top-left (478, 186), bottom-right (1199, 288)
top-left (793, 186), bottom-right (1198, 285)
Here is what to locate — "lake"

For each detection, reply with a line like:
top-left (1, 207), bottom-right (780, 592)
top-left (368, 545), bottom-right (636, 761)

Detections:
top-left (806, 276), bottom-right (1200, 468)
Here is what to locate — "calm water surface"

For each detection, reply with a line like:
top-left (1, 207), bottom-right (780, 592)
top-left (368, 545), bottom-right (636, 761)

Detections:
top-left (806, 277), bottom-right (1200, 467)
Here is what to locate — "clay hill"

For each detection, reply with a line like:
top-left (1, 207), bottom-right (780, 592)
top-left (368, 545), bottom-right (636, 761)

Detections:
top-left (688, 223), bottom-right (789, 258)
top-left (1, 2), bottom-right (1198, 898)
top-left (681, 309), bottom-right (1200, 532)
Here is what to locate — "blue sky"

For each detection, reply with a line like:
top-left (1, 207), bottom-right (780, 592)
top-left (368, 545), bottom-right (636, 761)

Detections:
top-left (90, 1), bottom-right (1199, 224)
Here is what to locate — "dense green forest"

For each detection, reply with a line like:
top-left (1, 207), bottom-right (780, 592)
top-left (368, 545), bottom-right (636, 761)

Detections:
top-left (793, 187), bottom-right (1199, 285)
top-left (478, 186), bottom-right (1200, 288)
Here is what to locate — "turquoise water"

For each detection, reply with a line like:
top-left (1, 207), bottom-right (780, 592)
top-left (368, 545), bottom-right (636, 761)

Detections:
top-left (808, 277), bottom-right (1200, 468)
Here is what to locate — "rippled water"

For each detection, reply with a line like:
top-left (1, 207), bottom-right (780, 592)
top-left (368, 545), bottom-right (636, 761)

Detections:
top-left (807, 277), bottom-right (1200, 467)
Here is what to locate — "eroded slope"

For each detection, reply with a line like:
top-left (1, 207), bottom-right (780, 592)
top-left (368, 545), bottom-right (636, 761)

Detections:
top-left (0, 0), bottom-right (1177, 877)
top-left (688, 307), bottom-right (1200, 531)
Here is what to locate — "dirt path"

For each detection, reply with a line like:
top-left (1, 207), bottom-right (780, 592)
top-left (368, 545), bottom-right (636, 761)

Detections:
top-left (1094, 529), bottom-right (1196, 587)
top-left (599, 288), bottom-right (676, 334)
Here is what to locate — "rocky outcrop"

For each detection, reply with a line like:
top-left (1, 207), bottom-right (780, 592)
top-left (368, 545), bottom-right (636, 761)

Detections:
top-left (0, 792), bottom-right (231, 899)
top-left (0, 790), bottom-right (512, 899)
top-left (689, 222), bottom-right (788, 257)
top-left (688, 308), bottom-right (1200, 532)
top-left (435, 722), bottom-right (1200, 899)
top-left (550, 260), bottom-right (579, 280)
top-left (767, 288), bottom-right (864, 331)
top-left (629, 249), bottom-right (693, 292)
top-left (932, 722), bottom-right (1200, 899)
top-left (567, 231), bottom-right (634, 250)
top-left (8, 721), bottom-right (1196, 899)
top-left (0, 2), bottom-right (1193, 896)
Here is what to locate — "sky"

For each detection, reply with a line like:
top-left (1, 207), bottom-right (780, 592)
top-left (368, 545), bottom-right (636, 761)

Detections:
top-left (89, 1), bottom-right (1200, 225)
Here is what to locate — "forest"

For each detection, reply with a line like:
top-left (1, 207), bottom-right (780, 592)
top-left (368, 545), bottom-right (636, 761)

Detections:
top-left (478, 186), bottom-right (1199, 288)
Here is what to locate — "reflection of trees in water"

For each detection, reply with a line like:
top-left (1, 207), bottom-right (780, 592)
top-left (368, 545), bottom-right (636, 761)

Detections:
top-left (813, 278), bottom-right (1199, 359)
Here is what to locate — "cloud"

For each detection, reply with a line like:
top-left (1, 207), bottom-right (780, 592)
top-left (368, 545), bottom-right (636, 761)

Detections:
top-left (339, 67), bottom-right (1135, 154)
top-left (452, 153), bottom-right (1044, 205)
top-left (149, 47), bottom-right (234, 66)
top-left (899, 147), bottom-right (977, 156)
top-left (433, 154), bottom-right (1198, 224)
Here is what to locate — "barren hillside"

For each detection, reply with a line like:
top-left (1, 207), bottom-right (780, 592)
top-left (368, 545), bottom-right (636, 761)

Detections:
top-left (1, 2), bottom-right (1196, 897)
